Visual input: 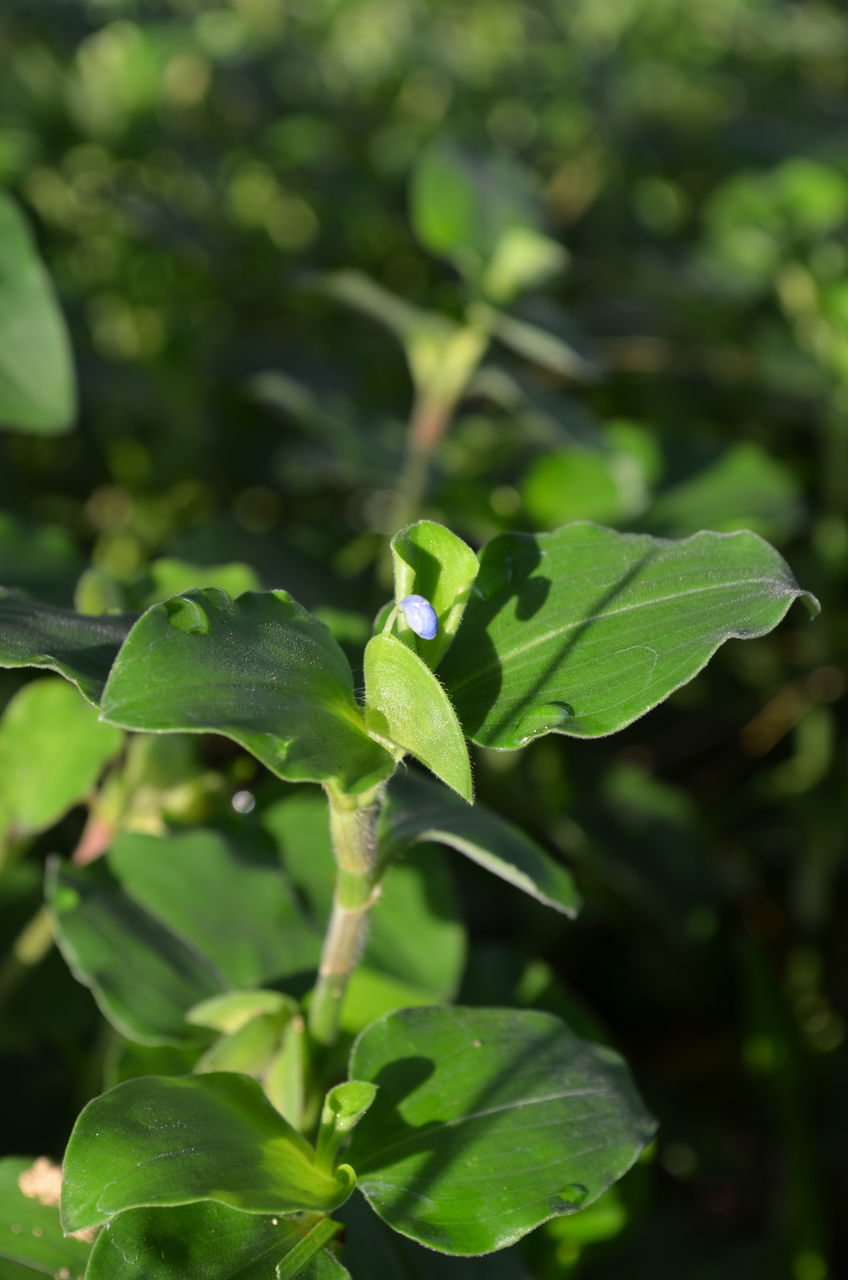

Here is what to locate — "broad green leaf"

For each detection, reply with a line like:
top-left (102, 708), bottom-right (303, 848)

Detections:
top-left (364, 632), bottom-right (472, 801)
top-left (100, 589), bottom-right (393, 793)
top-left (380, 772), bottom-right (580, 916)
top-left (410, 142), bottom-right (540, 282)
top-left (348, 1007), bottom-right (655, 1255)
top-left (262, 793), bottom-right (465, 1029)
top-left (61, 1073), bottom-right (355, 1233)
top-left (85, 1202), bottom-right (347, 1280)
top-left (48, 828), bottom-right (319, 1044)
top-left (440, 523), bottom-right (819, 748)
top-left (0, 1157), bottom-right (90, 1277)
top-left (0, 193), bottom-right (75, 435)
top-left (390, 521), bottom-right (479, 667)
top-left (0, 679), bottom-right (121, 841)
top-left (0, 590), bottom-right (135, 704)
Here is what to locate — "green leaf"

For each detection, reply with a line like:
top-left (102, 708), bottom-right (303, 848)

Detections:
top-left (85, 1202), bottom-right (347, 1280)
top-left (482, 227), bottom-right (568, 306)
top-left (348, 1006), bottom-right (655, 1255)
top-left (0, 1157), bottom-right (90, 1277)
top-left (262, 793), bottom-right (465, 1031)
top-left (188, 990), bottom-right (298, 1035)
top-left (0, 193), bottom-right (75, 435)
top-left (390, 521), bottom-right (479, 667)
top-left (100, 589), bottom-right (393, 793)
top-left (61, 1073), bottom-right (355, 1233)
top-left (48, 828), bottom-right (319, 1044)
top-left (0, 590), bottom-right (135, 704)
top-left (410, 142), bottom-right (540, 282)
top-left (485, 307), bottom-right (600, 381)
top-left (381, 772), bottom-right (580, 916)
top-left (440, 523), bottom-right (819, 748)
top-left (364, 633), bottom-right (472, 802)
top-left (0, 678), bottom-right (121, 841)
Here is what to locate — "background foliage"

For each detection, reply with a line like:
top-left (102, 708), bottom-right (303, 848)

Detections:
top-left (0, 1), bottom-right (846, 1277)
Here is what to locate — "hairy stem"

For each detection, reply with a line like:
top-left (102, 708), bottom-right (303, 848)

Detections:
top-left (308, 789), bottom-right (381, 1048)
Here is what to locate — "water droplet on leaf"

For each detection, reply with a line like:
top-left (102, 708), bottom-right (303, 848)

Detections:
top-left (552, 1181), bottom-right (589, 1211)
top-left (164, 595), bottom-right (211, 635)
top-left (510, 701), bottom-right (575, 746)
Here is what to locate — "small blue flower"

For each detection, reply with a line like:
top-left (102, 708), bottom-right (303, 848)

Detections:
top-left (399, 593), bottom-right (438, 640)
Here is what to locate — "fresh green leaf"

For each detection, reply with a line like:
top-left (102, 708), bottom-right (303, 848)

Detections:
top-left (390, 521), bottom-right (479, 667)
top-left (85, 1201), bottom-right (346, 1280)
top-left (48, 828), bottom-right (319, 1044)
top-left (100, 588), bottom-right (393, 793)
top-left (0, 1157), bottom-right (90, 1277)
top-left (482, 226), bottom-right (567, 305)
top-left (381, 772), bottom-right (580, 916)
top-left (0, 193), bottom-right (75, 435)
top-left (348, 1006), bottom-right (655, 1255)
top-left (187, 989), bottom-right (298, 1035)
top-left (440, 523), bottom-right (819, 748)
top-left (61, 1073), bottom-right (356, 1233)
top-left (0, 590), bottom-right (135, 704)
top-left (364, 632), bottom-right (472, 801)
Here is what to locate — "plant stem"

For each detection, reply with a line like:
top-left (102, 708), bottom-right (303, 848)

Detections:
top-left (308, 788), bottom-right (381, 1048)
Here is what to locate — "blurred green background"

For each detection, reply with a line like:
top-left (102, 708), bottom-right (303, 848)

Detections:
top-left (0, 1), bottom-right (846, 1277)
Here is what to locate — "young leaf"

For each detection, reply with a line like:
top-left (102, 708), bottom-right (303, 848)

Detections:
top-left (100, 588), bottom-right (394, 793)
top-left (85, 1201), bottom-right (347, 1280)
top-left (364, 632), bottom-right (472, 801)
top-left (410, 141), bottom-right (540, 283)
top-left (0, 192), bottom-right (76, 435)
top-left (0, 1157), bottom-right (90, 1277)
top-left (390, 521), bottom-right (479, 667)
top-left (380, 771), bottom-right (580, 916)
top-left (0, 589), bottom-right (135, 704)
top-left (439, 523), bottom-right (819, 748)
top-left (0, 678), bottom-right (121, 841)
top-left (348, 1006), bottom-right (655, 1255)
top-left (61, 1073), bottom-right (356, 1233)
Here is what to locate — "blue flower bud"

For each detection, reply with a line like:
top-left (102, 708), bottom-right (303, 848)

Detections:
top-left (399, 593), bottom-right (438, 640)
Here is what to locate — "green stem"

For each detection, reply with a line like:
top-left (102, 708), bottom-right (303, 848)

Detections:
top-left (308, 789), bottom-right (381, 1048)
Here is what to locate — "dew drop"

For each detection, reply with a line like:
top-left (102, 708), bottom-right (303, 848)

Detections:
top-left (552, 1181), bottom-right (589, 1211)
top-left (164, 594), bottom-right (211, 635)
top-left (510, 701), bottom-right (575, 746)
